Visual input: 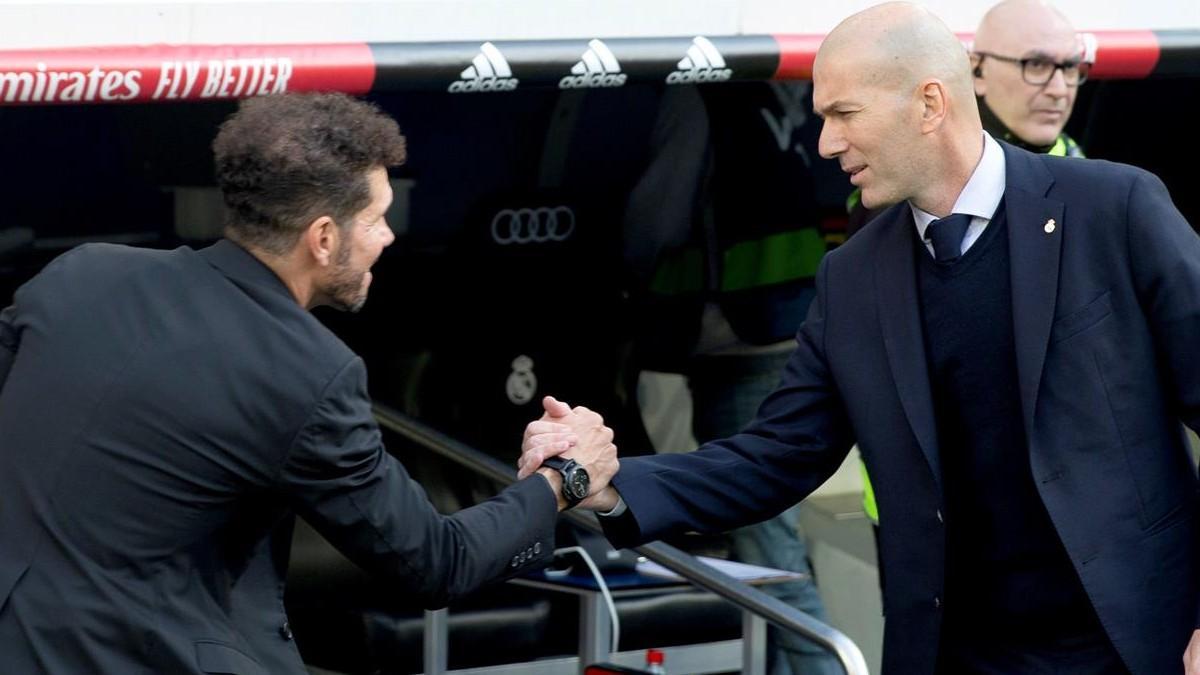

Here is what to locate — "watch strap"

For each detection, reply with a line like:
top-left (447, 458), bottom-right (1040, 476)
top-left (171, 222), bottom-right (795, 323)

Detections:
top-left (542, 456), bottom-right (586, 508)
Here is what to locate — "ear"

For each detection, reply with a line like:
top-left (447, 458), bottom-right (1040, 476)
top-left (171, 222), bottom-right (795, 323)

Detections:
top-left (918, 79), bottom-right (948, 134)
top-left (301, 216), bottom-right (340, 268)
top-left (970, 54), bottom-right (987, 97)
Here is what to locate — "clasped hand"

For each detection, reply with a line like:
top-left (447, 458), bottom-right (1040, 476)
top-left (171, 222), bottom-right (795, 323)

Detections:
top-left (518, 396), bottom-right (620, 511)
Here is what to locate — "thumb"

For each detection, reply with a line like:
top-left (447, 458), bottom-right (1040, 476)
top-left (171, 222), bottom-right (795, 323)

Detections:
top-left (542, 395), bottom-right (572, 419)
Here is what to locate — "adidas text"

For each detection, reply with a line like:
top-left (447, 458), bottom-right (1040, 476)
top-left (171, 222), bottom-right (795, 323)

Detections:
top-left (558, 72), bottom-right (627, 89)
top-left (449, 77), bottom-right (519, 93)
top-left (666, 68), bottom-right (732, 84)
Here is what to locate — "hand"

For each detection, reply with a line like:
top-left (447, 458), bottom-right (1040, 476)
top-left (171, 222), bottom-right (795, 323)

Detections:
top-left (519, 396), bottom-right (620, 511)
top-left (518, 396), bottom-right (576, 478)
top-left (1185, 629), bottom-right (1200, 675)
top-left (518, 415), bottom-right (578, 478)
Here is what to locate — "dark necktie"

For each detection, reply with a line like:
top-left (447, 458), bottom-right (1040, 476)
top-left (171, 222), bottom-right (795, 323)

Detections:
top-left (925, 213), bottom-right (972, 264)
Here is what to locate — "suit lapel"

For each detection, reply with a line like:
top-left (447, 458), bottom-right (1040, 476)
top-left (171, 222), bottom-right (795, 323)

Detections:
top-left (873, 206), bottom-right (942, 489)
top-left (1001, 143), bottom-right (1064, 446)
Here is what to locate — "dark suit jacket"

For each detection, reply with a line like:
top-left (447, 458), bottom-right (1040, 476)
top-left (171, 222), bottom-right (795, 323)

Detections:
top-left (0, 239), bottom-right (557, 675)
top-left (604, 142), bottom-right (1200, 674)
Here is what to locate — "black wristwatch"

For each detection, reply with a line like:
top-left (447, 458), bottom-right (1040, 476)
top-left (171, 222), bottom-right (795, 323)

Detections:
top-left (542, 456), bottom-right (590, 509)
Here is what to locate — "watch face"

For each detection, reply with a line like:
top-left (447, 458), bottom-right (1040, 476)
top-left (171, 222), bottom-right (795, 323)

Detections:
top-left (566, 467), bottom-right (590, 500)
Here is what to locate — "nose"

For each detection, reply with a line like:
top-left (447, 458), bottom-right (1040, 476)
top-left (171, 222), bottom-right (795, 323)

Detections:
top-left (381, 220), bottom-right (396, 247)
top-left (818, 120), bottom-right (846, 159)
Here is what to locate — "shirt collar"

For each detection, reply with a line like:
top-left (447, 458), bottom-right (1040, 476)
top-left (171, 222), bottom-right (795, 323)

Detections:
top-left (910, 131), bottom-right (1007, 239)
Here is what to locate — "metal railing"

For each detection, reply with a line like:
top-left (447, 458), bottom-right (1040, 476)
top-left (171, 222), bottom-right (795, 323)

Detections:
top-left (372, 403), bottom-right (869, 675)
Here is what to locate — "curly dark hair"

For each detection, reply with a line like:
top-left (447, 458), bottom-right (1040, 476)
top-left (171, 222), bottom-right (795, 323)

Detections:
top-left (212, 93), bottom-right (407, 255)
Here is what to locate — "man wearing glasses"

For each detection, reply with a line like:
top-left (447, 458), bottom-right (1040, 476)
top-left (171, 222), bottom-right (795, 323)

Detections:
top-left (971, 0), bottom-right (1087, 158)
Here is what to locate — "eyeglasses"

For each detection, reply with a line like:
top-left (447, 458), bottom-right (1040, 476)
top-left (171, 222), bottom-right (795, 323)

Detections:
top-left (974, 51), bottom-right (1090, 87)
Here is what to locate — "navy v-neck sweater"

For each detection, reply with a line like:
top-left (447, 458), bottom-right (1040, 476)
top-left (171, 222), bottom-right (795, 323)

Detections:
top-left (916, 202), bottom-right (1097, 636)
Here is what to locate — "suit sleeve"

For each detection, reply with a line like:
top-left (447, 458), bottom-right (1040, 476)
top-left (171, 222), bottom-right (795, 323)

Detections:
top-left (1125, 171), bottom-right (1200, 434)
top-left (604, 255), bottom-right (855, 548)
top-left (278, 357), bottom-right (558, 608)
top-left (0, 305), bottom-right (17, 394)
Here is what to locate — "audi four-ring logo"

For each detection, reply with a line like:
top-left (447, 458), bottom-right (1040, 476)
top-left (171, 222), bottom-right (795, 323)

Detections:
top-left (491, 206), bottom-right (576, 244)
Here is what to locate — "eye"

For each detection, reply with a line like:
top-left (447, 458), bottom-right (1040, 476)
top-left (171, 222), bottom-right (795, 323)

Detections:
top-left (1025, 58), bottom-right (1054, 75)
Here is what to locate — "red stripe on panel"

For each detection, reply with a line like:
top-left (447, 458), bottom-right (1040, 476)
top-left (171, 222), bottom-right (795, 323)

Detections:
top-left (0, 43), bottom-right (375, 106)
top-left (1086, 30), bottom-right (1160, 79)
top-left (772, 34), bottom-right (824, 80)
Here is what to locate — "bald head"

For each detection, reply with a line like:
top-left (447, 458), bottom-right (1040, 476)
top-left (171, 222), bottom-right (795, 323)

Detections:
top-left (817, 2), bottom-right (975, 104)
top-left (814, 3), bottom-right (984, 216)
top-left (975, 0), bottom-right (1076, 55)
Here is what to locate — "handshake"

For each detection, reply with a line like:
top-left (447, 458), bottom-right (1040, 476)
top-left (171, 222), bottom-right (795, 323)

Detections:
top-left (518, 396), bottom-right (621, 512)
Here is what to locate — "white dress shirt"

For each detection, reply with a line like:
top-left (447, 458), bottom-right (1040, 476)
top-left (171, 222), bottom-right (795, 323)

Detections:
top-left (910, 132), bottom-right (1007, 258)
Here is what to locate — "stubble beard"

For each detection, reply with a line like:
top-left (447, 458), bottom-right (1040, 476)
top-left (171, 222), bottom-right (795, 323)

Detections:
top-left (325, 242), bottom-right (369, 313)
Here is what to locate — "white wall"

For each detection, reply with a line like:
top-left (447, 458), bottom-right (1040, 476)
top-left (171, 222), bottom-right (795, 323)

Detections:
top-left (0, 0), bottom-right (1195, 50)
top-left (741, 0), bottom-right (1200, 32)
